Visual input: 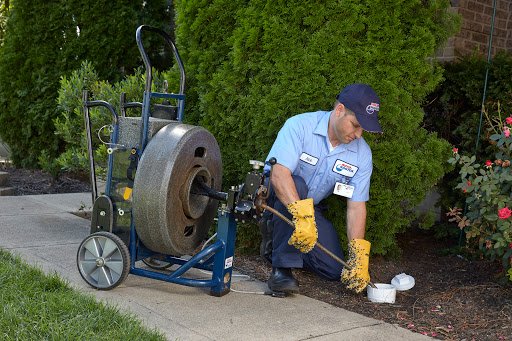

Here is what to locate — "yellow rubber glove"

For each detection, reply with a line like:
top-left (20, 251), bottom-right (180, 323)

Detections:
top-left (341, 239), bottom-right (371, 293)
top-left (286, 198), bottom-right (318, 253)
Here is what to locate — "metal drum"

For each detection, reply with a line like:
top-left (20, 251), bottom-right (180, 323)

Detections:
top-left (132, 123), bottom-right (222, 256)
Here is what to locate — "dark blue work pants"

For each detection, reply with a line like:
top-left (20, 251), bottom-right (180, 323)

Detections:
top-left (265, 175), bottom-right (345, 281)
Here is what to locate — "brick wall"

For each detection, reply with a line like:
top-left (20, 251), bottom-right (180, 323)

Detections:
top-left (436, 0), bottom-right (512, 62)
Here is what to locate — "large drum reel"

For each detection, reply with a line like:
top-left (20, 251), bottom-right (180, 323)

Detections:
top-left (132, 123), bottom-right (222, 256)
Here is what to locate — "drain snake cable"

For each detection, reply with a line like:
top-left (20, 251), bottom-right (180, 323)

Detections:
top-left (197, 232), bottom-right (266, 295)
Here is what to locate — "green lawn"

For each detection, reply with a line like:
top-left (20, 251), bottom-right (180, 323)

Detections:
top-left (0, 249), bottom-right (166, 341)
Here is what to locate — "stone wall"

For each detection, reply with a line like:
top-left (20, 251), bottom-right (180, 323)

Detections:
top-left (437, 0), bottom-right (512, 62)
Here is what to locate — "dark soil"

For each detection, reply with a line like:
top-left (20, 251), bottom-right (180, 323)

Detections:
top-left (2, 166), bottom-right (90, 195)
top-left (3, 165), bottom-right (512, 340)
top-left (235, 233), bottom-right (512, 341)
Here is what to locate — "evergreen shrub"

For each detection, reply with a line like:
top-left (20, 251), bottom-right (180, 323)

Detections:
top-left (0, 0), bottom-right (173, 168)
top-left (424, 51), bottom-right (512, 155)
top-left (175, 0), bottom-right (461, 256)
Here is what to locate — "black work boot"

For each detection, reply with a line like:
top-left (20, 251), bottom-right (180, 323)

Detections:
top-left (268, 267), bottom-right (299, 293)
top-left (259, 218), bottom-right (273, 266)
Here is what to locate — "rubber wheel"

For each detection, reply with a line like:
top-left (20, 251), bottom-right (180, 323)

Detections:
top-left (141, 256), bottom-right (174, 269)
top-left (77, 232), bottom-right (130, 290)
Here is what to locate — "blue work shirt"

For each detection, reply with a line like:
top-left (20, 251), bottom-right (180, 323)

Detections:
top-left (264, 110), bottom-right (373, 204)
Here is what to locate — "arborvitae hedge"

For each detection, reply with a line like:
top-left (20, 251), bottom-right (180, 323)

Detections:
top-left (175, 0), bottom-right (461, 256)
top-left (0, 0), bottom-right (172, 168)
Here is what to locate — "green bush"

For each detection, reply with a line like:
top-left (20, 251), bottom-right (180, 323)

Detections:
top-left (424, 51), bottom-right (512, 154)
top-left (422, 51), bottom-right (512, 238)
top-left (174, 0), bottom-right (461, 256)
top-left (0, 0), bottom-right (173, 168)
top-left (0, 0), bottom-right (9, 43)
top-left (48, 61), bottom-right (179, 177)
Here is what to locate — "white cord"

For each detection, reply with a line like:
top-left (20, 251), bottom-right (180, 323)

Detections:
top-left (97, 125), bottom-right (125, 148)
top-left (230, 288), bottom-right (266, 295)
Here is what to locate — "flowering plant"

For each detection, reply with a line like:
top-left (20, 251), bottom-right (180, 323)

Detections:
top-left (448, 104), bottom-right (512, 282)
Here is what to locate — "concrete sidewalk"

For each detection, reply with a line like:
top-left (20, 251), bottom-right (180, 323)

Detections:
top-left (0, 193), bottom-right (430, 341)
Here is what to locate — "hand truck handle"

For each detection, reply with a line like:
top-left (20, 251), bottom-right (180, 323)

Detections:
top-left (136, 25), bottom-right (186, 96)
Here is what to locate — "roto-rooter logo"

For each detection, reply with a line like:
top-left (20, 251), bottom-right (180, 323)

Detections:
top-left (366, 102), bottom-right (380, 115)
top-left (336, 162), bottom-right (354, 174)
top-left (333, 160), bottom-right (358, 176)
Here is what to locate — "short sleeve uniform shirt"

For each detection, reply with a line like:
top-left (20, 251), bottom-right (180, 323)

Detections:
top-left (264, 111), bottom-right (373, 205)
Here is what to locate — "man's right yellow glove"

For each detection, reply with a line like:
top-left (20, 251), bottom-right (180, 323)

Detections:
top-left (341, 239), bottom-right (371, 293)
top-left (287, 198), bottom-right (318, 253)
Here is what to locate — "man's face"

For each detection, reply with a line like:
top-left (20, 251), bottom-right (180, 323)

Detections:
top-left (333, 106), bottom-right (364, 144)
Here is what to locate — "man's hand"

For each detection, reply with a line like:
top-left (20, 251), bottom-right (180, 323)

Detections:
top-left (287, 198), bottom-right (318, 253)
top-left (341, 239), bottom-right (371, 292)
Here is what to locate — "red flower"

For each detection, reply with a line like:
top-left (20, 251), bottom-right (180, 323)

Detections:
top-left (486, 160), bottom-right (492, 167)
top-left (498, 207), bottom-right (512, 220)
top-left (461, 181), bottom-right (472, 193)
top-left (506, 117), bottom-right (512, 124)
top-left (452, 147), bottom-right (458, 153)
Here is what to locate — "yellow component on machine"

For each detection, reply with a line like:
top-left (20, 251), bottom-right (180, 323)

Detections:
top-left (123, 187), bottom-right (132, 200)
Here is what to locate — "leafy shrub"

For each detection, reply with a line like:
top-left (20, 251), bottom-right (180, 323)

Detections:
top-left (175, 0), bottom-right (461, 256)
top-left (424, 51), bottom-right (512, 155)
top-left (448, 104), bottom-right (512, 282)
top-left (422, 51), bottom-right (512, 239)
top-left (46, 61), bottom-right (178, 178)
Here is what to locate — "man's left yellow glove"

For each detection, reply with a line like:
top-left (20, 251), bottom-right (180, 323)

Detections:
top-left (287, 198), bottom-right (318, 253)
top-left (341, 239), bottom-right (371, 293)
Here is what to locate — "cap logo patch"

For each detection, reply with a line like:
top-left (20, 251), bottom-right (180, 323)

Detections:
top-left (366, 103), bottom-right (380, 115)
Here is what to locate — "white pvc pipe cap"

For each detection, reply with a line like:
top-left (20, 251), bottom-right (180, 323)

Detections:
top-left (391, 273), bottom-right (415, 291)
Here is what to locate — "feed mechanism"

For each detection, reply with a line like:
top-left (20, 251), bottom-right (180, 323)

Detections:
top-left (76, 26), bottom-right (268, 297)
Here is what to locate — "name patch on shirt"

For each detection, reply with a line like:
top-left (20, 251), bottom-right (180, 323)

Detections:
top-left (300, 152), bottom-right (318, 166)
top-left (332, 160), bottom-right (358, 177)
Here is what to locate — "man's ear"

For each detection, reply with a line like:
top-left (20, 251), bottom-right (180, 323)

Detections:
top-left (335, 103), bottom-right (345, 117)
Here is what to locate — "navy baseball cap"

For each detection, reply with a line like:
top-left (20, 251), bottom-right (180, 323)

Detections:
top-left (336, 83), bottom-right (383, 133)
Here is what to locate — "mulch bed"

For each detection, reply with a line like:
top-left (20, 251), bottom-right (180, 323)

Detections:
top-left (2, 167), bottom-right (90, 195)
top-left (234, 232), bottom-right (512, 340)
top-left (3, 164), bottom-right (512, 340)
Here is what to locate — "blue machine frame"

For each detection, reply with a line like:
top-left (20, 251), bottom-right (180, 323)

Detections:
top-left (81, 25), bottom-right (239, 297)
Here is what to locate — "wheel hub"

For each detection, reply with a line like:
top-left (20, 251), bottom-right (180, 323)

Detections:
top-left (95, 258), bottom-right (105, 267)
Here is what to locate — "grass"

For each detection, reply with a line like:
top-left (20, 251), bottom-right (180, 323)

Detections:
top-left (0, 249), bottom-right (167, 341)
